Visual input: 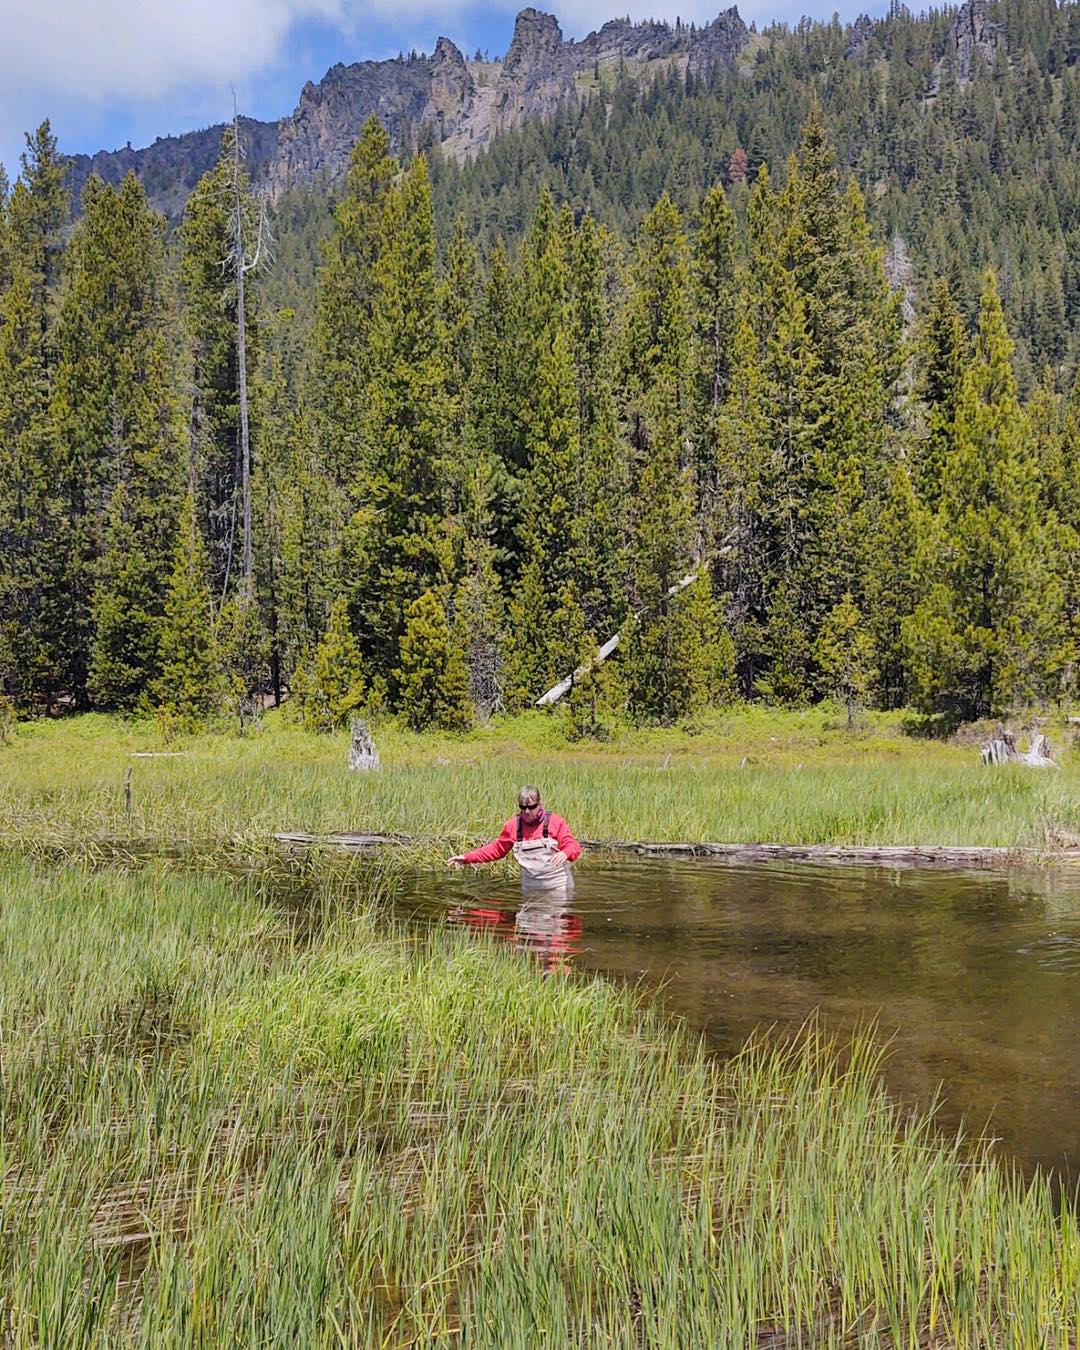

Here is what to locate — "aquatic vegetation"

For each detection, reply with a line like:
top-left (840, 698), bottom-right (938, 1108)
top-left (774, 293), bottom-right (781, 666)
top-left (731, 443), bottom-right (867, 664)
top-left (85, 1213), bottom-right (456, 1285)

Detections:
top-left (2, 852), bottom-right (1080, 1345)
top-left (2, 709), bottom-right (1080, 857)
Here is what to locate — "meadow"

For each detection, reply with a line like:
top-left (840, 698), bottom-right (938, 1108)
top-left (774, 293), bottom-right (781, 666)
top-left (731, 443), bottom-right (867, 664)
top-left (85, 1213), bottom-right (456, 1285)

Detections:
top-left (3, 706), bottom-right (1080, 858)
top-left (3, 851), bottom-right (1080, 1346)
top-left (7, 709), bottom-right (1080, 1345)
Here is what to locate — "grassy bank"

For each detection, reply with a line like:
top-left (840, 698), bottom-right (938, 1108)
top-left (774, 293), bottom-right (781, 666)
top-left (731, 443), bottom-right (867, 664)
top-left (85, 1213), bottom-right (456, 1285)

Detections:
top-left (2, 851), bottom-right (1079, 1345)
top-left (3, 707), bottom-right (1080, 854)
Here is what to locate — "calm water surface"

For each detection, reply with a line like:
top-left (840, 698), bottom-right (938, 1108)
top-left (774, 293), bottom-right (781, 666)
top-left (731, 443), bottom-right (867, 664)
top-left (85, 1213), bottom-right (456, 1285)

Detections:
top-left (399, 857), bottom-right (1080, 1183)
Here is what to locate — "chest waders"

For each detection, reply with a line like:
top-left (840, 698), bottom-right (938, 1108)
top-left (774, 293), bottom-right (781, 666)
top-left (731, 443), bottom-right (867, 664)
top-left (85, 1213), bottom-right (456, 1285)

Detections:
top-left (512, 812), bottom-right (569, 886)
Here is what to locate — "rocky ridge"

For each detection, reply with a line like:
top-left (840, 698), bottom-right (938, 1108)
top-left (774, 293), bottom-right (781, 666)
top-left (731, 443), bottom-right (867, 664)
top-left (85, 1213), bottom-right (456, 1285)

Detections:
top-left (67, 5), bottom-right (748, 212)
top-left (65, 0), bottom-right (1002, 216)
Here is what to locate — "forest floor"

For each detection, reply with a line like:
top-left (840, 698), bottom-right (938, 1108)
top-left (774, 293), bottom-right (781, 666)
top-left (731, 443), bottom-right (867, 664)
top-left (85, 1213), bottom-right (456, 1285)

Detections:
top-left (5, 704), bottom-right (1080, 857)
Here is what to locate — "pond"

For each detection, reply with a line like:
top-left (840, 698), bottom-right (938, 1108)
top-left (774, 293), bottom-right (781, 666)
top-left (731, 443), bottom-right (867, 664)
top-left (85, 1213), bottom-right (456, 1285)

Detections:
top-left (400, 857), bottom-right (1080, 1185)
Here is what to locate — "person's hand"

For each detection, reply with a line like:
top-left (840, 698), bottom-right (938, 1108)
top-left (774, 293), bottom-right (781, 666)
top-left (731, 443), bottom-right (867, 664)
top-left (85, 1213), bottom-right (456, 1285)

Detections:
top-left (447, 855), bottom-right (467, 868)
top-left (552, 850), bottom-right (570, 866)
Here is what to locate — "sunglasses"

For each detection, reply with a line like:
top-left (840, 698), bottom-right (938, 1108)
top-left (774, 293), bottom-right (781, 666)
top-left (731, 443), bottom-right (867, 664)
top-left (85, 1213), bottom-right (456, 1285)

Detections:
top-left (519, 801), bottom-right (542, 812)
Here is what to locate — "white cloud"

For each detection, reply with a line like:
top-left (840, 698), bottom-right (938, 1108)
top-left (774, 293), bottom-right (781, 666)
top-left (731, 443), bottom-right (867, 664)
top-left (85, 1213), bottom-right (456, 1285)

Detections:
top-left (0, 0), bottom-right (346, 106)
top-left (0, 0), bottom-right (883, 176)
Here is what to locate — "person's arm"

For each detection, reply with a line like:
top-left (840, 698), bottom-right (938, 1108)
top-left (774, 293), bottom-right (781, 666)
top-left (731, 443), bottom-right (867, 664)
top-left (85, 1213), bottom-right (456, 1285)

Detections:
top-left (548, 814), bottom-right (582, 863)
top-left (448, 819), bottom-right (516, 867)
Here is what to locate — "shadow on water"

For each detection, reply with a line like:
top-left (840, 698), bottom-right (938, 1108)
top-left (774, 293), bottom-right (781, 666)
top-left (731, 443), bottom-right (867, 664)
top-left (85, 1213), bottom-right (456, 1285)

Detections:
top-left (397, 855), bottom-right (1080, 1191)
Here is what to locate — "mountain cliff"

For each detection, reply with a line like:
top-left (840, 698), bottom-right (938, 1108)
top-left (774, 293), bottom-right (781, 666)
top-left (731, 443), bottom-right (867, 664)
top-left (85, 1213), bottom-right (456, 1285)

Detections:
top-left (64, 0), bottom-right (1012, 218)
top-left (66, 5), bottom-right (749, 212)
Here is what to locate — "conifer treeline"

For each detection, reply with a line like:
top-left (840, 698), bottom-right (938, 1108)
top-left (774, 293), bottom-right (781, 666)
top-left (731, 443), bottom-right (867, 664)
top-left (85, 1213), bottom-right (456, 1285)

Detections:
top-left (421, 0), bottom-right (1080, 392)
top-left (2, 111), bottom-right (1079, 731)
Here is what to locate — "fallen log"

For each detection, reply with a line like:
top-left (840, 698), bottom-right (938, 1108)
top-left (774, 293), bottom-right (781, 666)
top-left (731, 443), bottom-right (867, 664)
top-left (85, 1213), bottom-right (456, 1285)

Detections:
top-left (535, 543), bottom-right (734, 708)
top-left (273, 831), bottom-right (1076, 869)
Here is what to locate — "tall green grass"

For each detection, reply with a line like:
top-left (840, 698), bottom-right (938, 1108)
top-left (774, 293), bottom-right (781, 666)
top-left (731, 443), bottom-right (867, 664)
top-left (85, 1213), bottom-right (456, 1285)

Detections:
top-left (3, 710), bottom-right (1080, 853)
top-left (2, 852), bottom-right (1079, 1345)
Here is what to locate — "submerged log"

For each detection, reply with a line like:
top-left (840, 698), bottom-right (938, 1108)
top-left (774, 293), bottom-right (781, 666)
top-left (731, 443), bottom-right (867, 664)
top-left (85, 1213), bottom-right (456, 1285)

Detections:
top-left (273, 831), bottom-right (1076, 869)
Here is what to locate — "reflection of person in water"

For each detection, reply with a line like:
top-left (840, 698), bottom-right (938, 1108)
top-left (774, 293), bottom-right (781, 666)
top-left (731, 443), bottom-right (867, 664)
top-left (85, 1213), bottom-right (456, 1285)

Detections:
top-left (514, 891), bottom-right (583, 975)
top-left (446, 786), bottom-right (582, 887)
top-left (448, 897), bottom-right (583, 975)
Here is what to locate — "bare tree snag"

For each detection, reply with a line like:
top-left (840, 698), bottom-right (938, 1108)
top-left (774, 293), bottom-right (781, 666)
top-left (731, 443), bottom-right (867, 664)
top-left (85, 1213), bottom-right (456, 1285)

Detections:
top-left (535, 544), bottom-right (734, 708)
top-left (348, 718), bottom-right (380, 772)
top-left (981, 731), bottom-right (1058, 767)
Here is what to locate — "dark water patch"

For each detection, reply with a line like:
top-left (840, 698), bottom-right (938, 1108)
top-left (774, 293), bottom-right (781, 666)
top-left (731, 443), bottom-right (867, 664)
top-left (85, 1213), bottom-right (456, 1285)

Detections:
top-left (397, 856), bottom-right (1080, 1186)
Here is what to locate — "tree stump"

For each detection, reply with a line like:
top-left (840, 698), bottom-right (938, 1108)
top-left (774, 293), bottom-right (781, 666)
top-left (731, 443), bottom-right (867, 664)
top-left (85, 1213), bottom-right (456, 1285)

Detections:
top-left (348, 718), bottom-right (380, 772)
top-left (981, 733), bottom-right (1016, 766)
top-left (981, 730), bottom-right (1057, 767)
top-left (1019, 734), bottom-right (1057, 767)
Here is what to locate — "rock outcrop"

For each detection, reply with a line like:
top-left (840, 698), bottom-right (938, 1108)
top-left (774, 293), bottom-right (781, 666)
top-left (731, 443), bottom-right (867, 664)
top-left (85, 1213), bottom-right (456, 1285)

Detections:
top-left (844, 13), bottom-right (875, 61)
top-left (270, 53), bottom-right (432, 196)
top-left (423, 38), bottom-right (476, 140)
top-left (67, 5), bottom-right (750, 214)
top-left (947, 0), bottom-right (1005, 84)
top-left (572, 16), bottom-right (687, 69)
top-left (687, 8), bottom-right (750, 77)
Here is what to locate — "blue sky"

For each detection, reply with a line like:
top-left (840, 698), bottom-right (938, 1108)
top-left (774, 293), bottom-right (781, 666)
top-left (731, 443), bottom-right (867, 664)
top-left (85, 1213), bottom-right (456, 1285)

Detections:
top-left (1, 0), bottom-right (890, 183)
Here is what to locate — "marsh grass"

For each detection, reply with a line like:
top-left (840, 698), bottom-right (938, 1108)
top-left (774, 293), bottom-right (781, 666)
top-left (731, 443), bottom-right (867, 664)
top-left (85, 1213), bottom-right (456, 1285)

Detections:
top-left (4, 709), bottom-right (1080, 856)
top-left (2, 852), bottom-right (1080, 1346)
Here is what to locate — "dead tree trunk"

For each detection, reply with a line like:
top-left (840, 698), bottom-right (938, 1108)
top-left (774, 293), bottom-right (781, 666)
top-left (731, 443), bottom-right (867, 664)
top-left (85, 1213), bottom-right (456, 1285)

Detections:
top-left (348, 718), bottom-right (380, 772)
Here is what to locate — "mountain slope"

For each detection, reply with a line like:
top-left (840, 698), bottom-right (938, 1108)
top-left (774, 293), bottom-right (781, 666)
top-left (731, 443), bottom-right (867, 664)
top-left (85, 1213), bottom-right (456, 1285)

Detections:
top-left (66, 6), bottom-right (748, 214)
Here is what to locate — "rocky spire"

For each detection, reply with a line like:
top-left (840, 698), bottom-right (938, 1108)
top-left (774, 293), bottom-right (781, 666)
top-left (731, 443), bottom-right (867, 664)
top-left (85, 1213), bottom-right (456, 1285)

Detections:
top-left (492, 9), bottom-right (575, 135)
top-left (947, 0), bottom-right (1005, 84)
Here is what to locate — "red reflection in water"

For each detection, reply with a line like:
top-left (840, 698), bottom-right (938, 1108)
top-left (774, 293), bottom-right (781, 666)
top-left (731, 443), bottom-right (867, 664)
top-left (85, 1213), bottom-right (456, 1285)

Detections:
top-left (449, 898), bottom-right (583, 975)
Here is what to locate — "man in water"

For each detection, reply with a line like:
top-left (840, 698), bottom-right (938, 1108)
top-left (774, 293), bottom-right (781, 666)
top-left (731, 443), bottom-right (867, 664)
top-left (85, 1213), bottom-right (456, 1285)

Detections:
top-left (447, 785), bottom-right (582, 884)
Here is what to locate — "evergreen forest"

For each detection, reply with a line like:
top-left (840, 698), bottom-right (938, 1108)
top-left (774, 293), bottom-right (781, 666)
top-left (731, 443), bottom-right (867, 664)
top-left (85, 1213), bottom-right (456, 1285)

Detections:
top-left (3, 0), bottom-right (1080, 735)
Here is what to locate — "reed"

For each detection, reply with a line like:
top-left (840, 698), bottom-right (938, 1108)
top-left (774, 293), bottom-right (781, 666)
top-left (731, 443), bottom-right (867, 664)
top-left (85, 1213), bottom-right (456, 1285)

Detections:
top-left (2, 852), bottom-right (1079, 1346)
top-left (2, 709), bottom-right (1079, 856)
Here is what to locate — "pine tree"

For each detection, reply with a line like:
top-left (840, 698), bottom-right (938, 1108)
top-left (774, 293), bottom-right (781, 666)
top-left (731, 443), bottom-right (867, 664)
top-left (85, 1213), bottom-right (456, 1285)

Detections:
top-left (454, 536), bottom-right (505, 720)
top-left (439, 216), bottom-right (478, 510)
top-left (395, 589), bottom-right (472, 731)
top-left (0, 124), bottom-right (68, 711)
top-left (619, 196), bottom-right (727, 722)
top-left (815, 592), bottom-right (877, 727)
top-left (565, 635), bottom-right (627, 742)
top-left (864, 460), bottom-right (928, 708)
top-left (465, 241), bottom-right (523, 580)
top-left (570, 215), bottom-right (627, 638)
top-left (904, 273), bottom-right (1064, 719)
top-left (89, 484), bottom-right (164, 711)
top-left (290, 598), bottom-right (365, 733)
top-left (351, 155), bottom-right (452, 684)
top-left (276, 397), bottom-right (337, 682)
top-left (504, 326), bottom-right (581, 707)
top-left (720, 111), bottom-right (897, 704)
top-left (217, 591), bottom-right (271, 731)
top-left (914, 276), bottom-right (968, 509)
top-left (178, 127), bottom-right (261, 596)
top-left (154, 497), bottom-right (221, 725)
top-left (51, 173), bottom-right (182, 710)
top-left (1058, 370), bottom-right (1080, 693)
top-left (312, 116), bottom-right (397, 492)
top-left (690, 182), bottom-right (737, 528)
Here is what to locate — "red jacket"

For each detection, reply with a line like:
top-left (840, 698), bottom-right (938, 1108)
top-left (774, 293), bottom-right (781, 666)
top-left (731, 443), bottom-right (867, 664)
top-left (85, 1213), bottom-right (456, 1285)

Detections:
top-left (462, 812), bottom-right (582, 865)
